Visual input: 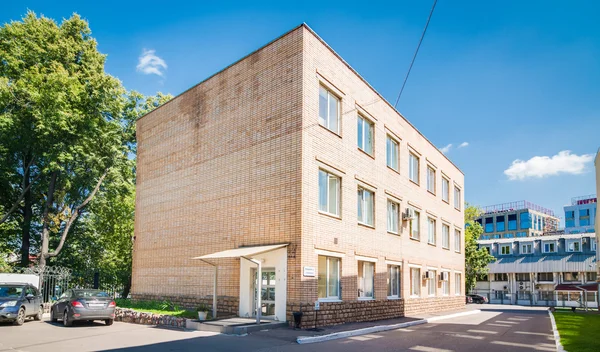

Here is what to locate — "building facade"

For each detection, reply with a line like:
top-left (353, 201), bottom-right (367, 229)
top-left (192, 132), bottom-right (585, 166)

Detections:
top-left (564, 195), bottom-right (597, 234)
top-left (475, 233), bottom-right (598, 308)
top-left (475, 201), bottom-right (560, 240)
top-left (595, 150), bottom-right (600, 301)
top-left (132, 24), bottom-right (465, 326)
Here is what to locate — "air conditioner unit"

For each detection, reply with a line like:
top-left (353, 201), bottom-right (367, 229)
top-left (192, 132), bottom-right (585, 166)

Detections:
top-left (440, 272), bottom-right (449, 281)
top-left (403, 208), bottom-right (415, 221)
top-left (423, 271), bottom-right (434, 279)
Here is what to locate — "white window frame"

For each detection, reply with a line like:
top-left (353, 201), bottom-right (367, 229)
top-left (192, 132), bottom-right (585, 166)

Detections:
top-left (387, 200), bottom-right (400, 234)
top-left (410, 267), bottom-right (421, 297)
top-left (442, 224), bottom-right (450, 249)
top-left (441, 177), bottom-right (450, 203)
top-left (500, 244), bottom-right (512, 255)
top-left (427, 217), bottom-right (436, 245)
top-left (387, 265), bottom-right (401, 298)
top-left (426, 166), bottom-right (436, 194)
top-left (427, 270), bottom-right (437, 297)
top-left (358, 261), bottom-right (375, 300)
top-left (318, 85), bottom-right (340, 134)
top-left (454, 186), bottom-right (461, 210)
top-left (454, 273), bottom-right (462, 296)
top-left (521, 243), bottom-right (533, 254)
top-left (454, 229), bottom-right (461, 253)
top-left (386, 135), bottom-right (399, 171)
top-left (542, 241), bottom-right (557, 253)
top-left (566, 239), bottom-right (581, 252)
top-left (357, 114), bottom-right (374, 155)
top-left (410, 210), bottom-right (420, 240)
top-left (357, 187), bottom-right (375, 227)
top-left (318, 255), bottom-right (341, 301)
top-left (441, 271), bottom-right (450, 296)
top-left (409, 152), bottom-right (420, 184)
top-left (318, 169), bottom-right (340, 217)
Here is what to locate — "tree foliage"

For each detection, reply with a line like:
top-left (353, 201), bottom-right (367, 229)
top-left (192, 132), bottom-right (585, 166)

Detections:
top-left (464, 203), bottom-right (496, 292)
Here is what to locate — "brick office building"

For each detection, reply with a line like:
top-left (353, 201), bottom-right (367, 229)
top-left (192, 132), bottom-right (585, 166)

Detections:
top-left (132, 24), bottom-right (465, 326)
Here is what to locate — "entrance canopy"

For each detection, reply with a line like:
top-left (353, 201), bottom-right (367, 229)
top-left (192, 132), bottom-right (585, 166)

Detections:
top-left (193, 244), bottom-right (288, 260)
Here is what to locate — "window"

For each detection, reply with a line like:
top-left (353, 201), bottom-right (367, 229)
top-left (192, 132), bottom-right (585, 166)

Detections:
top-left (441, 177), bottom-right (450, 203)
top-left (580, 209), bottom-right (590, 226)
top-left (386, 136), bottom-right (399, 171)
top-left (410, 210), bottom-right (420, 240)
top-left (485, 217), bottom-right (494, 233)
top-left (427, 218), bottom-right (436, 245)
top-left (479, 245), bottom-right (491, 254)
top-left (357, 187), bottom-right (374, 226)
top-left (516, 232), bottom-right (527, 238)
top-left (537, 272), bottom-right (553, 282)
top-left (318, 256), bottom-right (340, 300)
top-left (566, 239), bottom-right (581, 252)
top-left (508, 214), bottom-right (517, 230)
top-left (500, 244), bottom-right (511, 255)
top-left (520, 212), bottom-right (532, 229)
top-left (504, 233), bottom-right (514, 239)
top-left (442, 224), bottom-right (450, 249)
top-left (427, 270), bottom-right (437, 296)
top-left (454, 273), bottom-right (461, 295)
top-left (426, 166), bottom-right (436, 194)
top-left (515, 273), bottom-right (530, 282)
top-left (454, 229), bottom-right (461, 253)
top-left (358, 261), bottom-right (375, 299)
top-left (388, 265), bottom-right (401, 298)
top-left (565, 210), bottom-right (575, 228)
top-left (357, 115), bottom-right (374, 155)
top-left (586, 272), bottom-right (597, 282)
top-left (494, 273), bottom-right (508, 281)
top-left (496, 216), bottom-right (505, 232)
top-left (592, 238), bottom-right (597, 252)
top-left (318, 170), bottom-right (340, 216)
top-left (454, 186), bottom-right (461, 210)
top-left (410, 268), bottom-right (421, 297)
top-left (441, 273), bottom-right (449, 295)
top-left (387, 200), bottom-right (399, 234)
top-left (563, 272), bottom-right (580, 282)
top-left (476, 273), bottom-right (489, 281)
top-left (543, 242), bottom-right (557, 253)
top-left (493, 234), bottom-right (501, 239)
top-left (318, 85), bottom-right (340, 134)
top-left (409, 153), bottom-right (419, 184)
top-left (521, 243), bottom-right (533, 254)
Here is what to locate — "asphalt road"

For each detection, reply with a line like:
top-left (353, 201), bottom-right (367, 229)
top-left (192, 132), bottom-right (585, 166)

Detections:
top-left (0, 305), bottom-right (555, 352)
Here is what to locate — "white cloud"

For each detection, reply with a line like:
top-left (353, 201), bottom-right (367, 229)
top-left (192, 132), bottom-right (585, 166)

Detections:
top-left (440, 144), bottom-right (452, 154)
top-left (504, 150), bottom-right (594, 181)
top-left (458, 142), bottom-right (469, 148)
top-left (136, 49), bottom-right (167, 76)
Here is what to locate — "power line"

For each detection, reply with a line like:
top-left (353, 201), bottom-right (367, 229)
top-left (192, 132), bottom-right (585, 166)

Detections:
top-left (394, 0), bottom-right (438, 109)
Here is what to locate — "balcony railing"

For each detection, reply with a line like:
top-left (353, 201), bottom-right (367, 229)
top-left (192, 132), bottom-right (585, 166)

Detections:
top-left (481, 200), bottom-right (555, 217)
top-left (571, 194), bottom-right (597, 206)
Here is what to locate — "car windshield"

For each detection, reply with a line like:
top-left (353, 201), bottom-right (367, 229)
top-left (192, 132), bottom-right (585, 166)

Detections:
top-left (73, 290), bottom-right (110, 298)
top-left (0, 286), bottom-right (24, 298)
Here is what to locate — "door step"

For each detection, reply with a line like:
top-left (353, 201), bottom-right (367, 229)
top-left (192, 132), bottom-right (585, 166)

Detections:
top-left (186, 317), bottom-right (287, 335)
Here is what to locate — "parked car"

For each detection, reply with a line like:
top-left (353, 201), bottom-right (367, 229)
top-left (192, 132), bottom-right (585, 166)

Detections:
top-left (0, 282), bottom-right (44, 325)
top-left (50, 289), bottom-right (116, 326)
top-left (466, 295), bottom-right (473, 304)
top-left (467, 294), bottom-right (488, 304)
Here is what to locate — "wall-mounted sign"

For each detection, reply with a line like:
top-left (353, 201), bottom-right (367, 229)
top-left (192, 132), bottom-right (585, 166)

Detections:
top-left (314, 301), bottom-right (320, 310)
top-left (303, 266), bottom-right (316, 277)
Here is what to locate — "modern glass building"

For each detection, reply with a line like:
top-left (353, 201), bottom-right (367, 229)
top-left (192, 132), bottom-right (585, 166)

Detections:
top-left (564, 194), bottom-right (597, 234)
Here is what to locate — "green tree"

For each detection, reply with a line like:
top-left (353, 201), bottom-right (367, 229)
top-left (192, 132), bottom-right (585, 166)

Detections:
top-left (464, 203), bottom-right (495, 292)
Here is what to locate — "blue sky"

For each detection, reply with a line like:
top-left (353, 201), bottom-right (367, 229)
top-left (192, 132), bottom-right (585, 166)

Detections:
top-left (4, 1), bottom-right (599, 221)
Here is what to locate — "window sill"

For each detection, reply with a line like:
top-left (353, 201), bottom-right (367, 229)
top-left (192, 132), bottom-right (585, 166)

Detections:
top-left (428, 242), bottom-right (436, 247)
top-left (358, 297), bottom-right (375, 301)
top-left (409, 179), bottom-right (420, 187)
top-left (455, 250), bottom-right (461, 254)
top-left (409, 295), bottom-right (421, 299)
top-left (387, 296), bottom-right (401, 300)
top-left (410, 236), bottom-right (421, 242)
top-left (427, 190), bottom-right (436, 197)
top-left (387, 166), bottom-right (400, 175)
top-left (387, 231), bottom-right (400, 236)
top-left (454, 207), bottom-right (461, 212)
top-left (358, 222), bottom-right (375, 230)
top-left (442, 247), bottom-right (450, 251)
top-left (357, 148), bottom-right (375, 160)
top-left (442, 199), bottom-right (449, 205)
top-left (318, 211), bottom-right (341, 220)
top-left (318, 123), bottom-right (342, 138)
top-left (318, 298), bottom-right (342, 303)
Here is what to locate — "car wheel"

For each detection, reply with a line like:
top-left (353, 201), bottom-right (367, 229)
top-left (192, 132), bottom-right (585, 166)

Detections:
top-left (105, 319), bottom-right (113, 326)
top-left (63, 310), bottom-right (72, 327)
top-left (34, 306), bottom-right (43, 321)
top-left (51, 308), bottom-right (58, 323)
top-left (13, 307), bottom-right (26, 326)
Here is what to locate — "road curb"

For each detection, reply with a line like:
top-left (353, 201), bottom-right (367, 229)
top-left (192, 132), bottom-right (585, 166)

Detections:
top-left (547, 309), bottom-right (566, 352)
top-left (296, 309), bottom-right (481, 344)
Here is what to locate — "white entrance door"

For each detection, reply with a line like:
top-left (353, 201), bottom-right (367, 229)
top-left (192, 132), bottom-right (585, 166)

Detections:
top-left (252, 268), bottom-right (276, 318)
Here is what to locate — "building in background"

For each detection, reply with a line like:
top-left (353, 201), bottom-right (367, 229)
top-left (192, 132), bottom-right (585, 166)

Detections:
top-left (475, 232), bottom-right (597, 308)
top-left (474, 201), bottom-right (560, 240)
top-left (132, 24), bottom-right (465, 327)
top-left (595, 150), bottom-right (600, 303)
top-left (564, 194), bottom-right (597, 234)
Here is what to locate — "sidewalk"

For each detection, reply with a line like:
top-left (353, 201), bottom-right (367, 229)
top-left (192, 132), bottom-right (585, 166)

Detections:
top-left (249, 305), bottom-right (481, 344)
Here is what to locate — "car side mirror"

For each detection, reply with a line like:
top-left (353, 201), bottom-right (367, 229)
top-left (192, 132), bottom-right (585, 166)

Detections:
top-left (26, 293), bottom-right (34, 299)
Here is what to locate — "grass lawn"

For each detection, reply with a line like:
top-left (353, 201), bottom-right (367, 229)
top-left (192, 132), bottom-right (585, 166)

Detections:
top-left (553, 310), bottom-right (600, 352)
top-left (115, 299), bottom-right (199, 319)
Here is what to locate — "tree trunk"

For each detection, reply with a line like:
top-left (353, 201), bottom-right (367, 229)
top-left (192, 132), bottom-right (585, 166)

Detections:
top-left (121, 276), bottom-right (132, 299)
top-left (39, 171), bottom-right (58, 269)
top-left (20, 154), bottom-right (33, 267)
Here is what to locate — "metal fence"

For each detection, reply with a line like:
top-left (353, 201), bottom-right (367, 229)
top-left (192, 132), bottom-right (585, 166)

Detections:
top-left (471, 289), bottom-right (598, 309)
